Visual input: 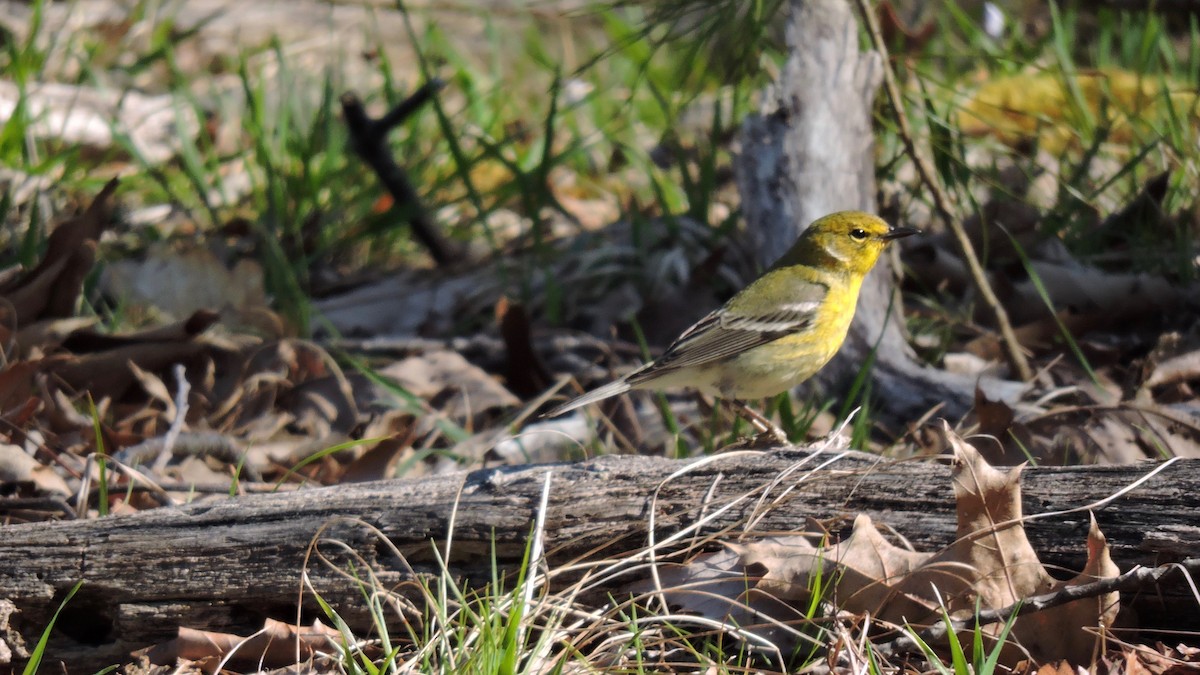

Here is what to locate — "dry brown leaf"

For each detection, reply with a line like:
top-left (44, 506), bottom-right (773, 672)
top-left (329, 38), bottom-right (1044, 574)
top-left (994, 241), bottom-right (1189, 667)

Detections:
top-left (341, 435), bottom-right (412, 483)
top-left (1014, 514), bottom-right (1119, 665)
top-left (1124, 403), bottom-right (1200, 459)
top-left (1028, 403), bottom-right (1200, 464)
top-left (127, 361), bottom-right (176, 416)
top-left (33, 180), bottom-right (115, 278)
top-left (3, 246), bottom-right (84, 324)
top-left (632, 424), bottom-right (1119, 666)
top-left (0, 443), bottom-right (70, 496)
top-left (824, 515), bottom-right (935, 620)
top-left (1034, 660), bottom-right (1077, 675)
top-left (735, 515), bottom-right (933, 623)
top-left (59, 309), bottom-right (220, 353)
top-left (1131, 643), bottom-right (1200, 675)
top-left (0, 360), bottom-right (42, 411)
top-left (896, 423), bottom-right (1053, 624)
top-left (45, 341), bottom-right (212, 401)
top-left (628, 541), bottom-right (813, 651)
top-left (342, 412), bottom-right (420, 483)
top-left (3, 180), bottom-right (116, 325)
top-left (43, 245), bottom-right (96, 321)
top-left (2, 396), bottom-right (41, 433)
top-left (171, 456), bottom-right (234, 487)
top-left (141, 617), bottom-right (340, 668)
top-left (1082, 415), bottom-right (1149, 464)
top-left (973, 386), bottom-right (1016, 451)
top-left (969, 381), bottom-right (1027, 466)
top-left (13, 316), bottom-right (98, 359)
top-left (496, 296), bottom-right (553, 398)
top-left (379, 349), bottom-right (519, 422)
top-left (726, 534), bottom-right (819, 602)
top-left (1121, 644), bottom-right (1196, 675)
top-left (278, 375), bottom-right (361, 439)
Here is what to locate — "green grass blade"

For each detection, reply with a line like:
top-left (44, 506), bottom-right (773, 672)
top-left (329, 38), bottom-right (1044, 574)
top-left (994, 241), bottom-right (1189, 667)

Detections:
top-left (1005, 231), bottom-right (1100, 385)
top-left (22, 580), bottom-right (84, 675)
top-left (87, 395), bottom-right (109, 517)
top-left (272, 437), bottom-right (384, 490)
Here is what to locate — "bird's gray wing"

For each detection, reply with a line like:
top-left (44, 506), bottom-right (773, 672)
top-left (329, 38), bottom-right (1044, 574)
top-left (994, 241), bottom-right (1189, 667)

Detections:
top-left (627, 276), bottom-right (829, 384)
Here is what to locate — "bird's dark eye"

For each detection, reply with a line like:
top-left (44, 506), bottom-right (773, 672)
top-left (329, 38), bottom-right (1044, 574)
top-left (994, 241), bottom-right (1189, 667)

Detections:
top-left (850, 228), bottom-right (868, 241)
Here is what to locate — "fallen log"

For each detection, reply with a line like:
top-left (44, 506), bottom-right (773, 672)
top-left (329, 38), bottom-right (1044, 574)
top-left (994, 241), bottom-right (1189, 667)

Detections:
top-left (1, 448), bottom-right (1196, 669)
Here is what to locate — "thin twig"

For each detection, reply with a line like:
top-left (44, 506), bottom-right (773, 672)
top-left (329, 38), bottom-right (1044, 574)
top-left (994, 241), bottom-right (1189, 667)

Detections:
top-left (875, 558), bottom-right (1200, 657)
top-left (0, 496), bottom-right (76, 520)
top-left (342, 79), bottom-right (461, 267)
top-left (854, 0), bottom-right (1033, 381)
top-left (152, 363), bottom-right (191, 473)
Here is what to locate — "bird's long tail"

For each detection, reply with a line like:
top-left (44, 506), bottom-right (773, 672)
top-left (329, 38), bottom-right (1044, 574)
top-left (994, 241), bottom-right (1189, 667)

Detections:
top-left (543, 378), bottom-right (632, 418)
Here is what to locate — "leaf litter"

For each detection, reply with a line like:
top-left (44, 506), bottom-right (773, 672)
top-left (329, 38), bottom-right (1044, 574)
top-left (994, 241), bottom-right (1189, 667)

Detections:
top-left (630, 424), bottom-right (1119, 668)
top-left (0, 184), bottom-right (545, 521)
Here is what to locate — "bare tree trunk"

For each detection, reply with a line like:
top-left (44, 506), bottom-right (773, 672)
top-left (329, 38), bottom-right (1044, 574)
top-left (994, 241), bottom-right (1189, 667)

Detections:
top-left (0, 450), bottom-right (1195, 670)
top-left (734, 0), bottom-right (1005, 419)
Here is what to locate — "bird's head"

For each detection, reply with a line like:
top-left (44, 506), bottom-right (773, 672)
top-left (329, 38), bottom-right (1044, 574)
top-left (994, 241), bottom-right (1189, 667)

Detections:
top-left (789, 211), bottom-right (919, 277)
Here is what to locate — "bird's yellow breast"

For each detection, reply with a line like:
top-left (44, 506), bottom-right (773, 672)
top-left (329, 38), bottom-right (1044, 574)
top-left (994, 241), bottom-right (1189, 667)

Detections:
top-left (700, 273), bottom-right (862, 399)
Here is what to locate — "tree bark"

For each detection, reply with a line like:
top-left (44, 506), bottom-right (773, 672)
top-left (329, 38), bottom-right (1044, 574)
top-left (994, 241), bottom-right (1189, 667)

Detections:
top-left (734, 0), bottom-right (1010, 419)
top-left (1, 450), bottom-right (1196, 670)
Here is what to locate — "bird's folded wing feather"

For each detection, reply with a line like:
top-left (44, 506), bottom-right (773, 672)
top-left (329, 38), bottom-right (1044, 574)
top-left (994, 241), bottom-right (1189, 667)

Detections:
top-left (628, 273), bottom-right (829, 382)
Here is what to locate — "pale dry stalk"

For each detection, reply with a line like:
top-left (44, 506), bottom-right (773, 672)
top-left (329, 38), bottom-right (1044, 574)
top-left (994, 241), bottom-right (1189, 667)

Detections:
top-left (854, 0), bottom-right (1034, 381)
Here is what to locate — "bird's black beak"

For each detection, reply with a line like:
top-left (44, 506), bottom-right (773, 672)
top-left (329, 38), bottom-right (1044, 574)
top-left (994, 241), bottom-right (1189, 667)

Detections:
top-left (881, 226), bottom-right (920, 241)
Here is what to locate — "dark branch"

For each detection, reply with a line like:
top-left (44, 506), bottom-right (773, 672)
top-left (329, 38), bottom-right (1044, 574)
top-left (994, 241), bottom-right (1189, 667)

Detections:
top-left (341, 80), bottom-right (461, 267)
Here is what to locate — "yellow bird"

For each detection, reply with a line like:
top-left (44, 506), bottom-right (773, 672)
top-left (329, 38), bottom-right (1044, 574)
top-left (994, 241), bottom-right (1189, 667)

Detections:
top-left (545, 211), bottom-right (918, 435)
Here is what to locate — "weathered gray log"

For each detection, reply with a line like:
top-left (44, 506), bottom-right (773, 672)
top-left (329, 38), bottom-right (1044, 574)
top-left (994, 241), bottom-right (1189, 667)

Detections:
top-left (734, 0), bottom-right (1015, 418)
top-left (1, 449), bottom-right (1196, 670)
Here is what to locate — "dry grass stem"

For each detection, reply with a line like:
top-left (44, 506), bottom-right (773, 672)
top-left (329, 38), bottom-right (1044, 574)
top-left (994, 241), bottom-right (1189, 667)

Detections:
top-left (854, 0), bottom-right (1034, 381)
